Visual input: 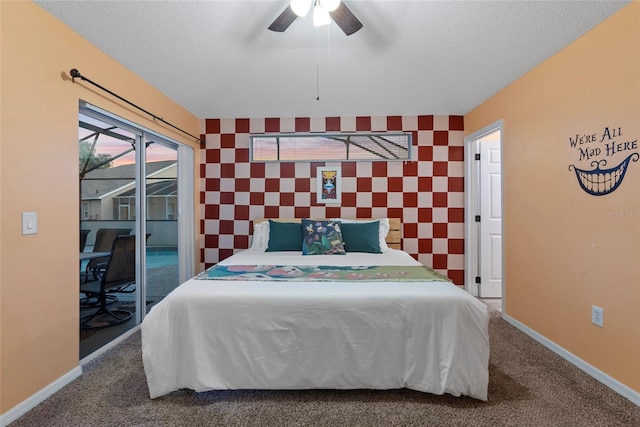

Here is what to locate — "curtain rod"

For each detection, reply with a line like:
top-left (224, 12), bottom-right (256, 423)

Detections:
top-left (70, 68), bottom-right (204, 147)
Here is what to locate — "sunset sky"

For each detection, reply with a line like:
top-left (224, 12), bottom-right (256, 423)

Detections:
top-left (79, 113), bottom-right (177, 167)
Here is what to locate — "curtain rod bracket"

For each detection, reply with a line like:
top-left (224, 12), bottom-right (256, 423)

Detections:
top-left (70, 68), bottom-right (83, 82)
top-left (69, 68), bottom-right (205, 147)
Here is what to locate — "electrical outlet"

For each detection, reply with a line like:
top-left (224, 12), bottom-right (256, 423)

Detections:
top-left (592, 305), bottom-right (604, 328)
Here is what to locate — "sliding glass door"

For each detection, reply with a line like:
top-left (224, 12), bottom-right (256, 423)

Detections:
top-left (78, 102), bottom-right (193, 358)
top-left (143, 139), bottom-right (179, 314)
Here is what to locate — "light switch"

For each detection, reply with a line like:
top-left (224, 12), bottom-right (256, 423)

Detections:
top-left (22, 212), bottom-right (38, 235)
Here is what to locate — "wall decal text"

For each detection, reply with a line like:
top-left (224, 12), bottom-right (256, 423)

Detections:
top-left (568, 126), bottom-right (638, 196)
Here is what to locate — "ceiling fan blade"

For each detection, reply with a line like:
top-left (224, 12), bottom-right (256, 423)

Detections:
top-left (330, 2), bottom-right (363, 36)
top-left (268, 5), bottom-right (298, 32)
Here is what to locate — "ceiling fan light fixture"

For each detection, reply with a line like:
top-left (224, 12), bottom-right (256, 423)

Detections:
top-left (269, 0), bottom-right (361, 35)
top-left (290, 0), bottom-right (311, 17)
top-left (313, 2), bottom-right (331, 27)
top-left (320, 0), bottom-right (341, 12)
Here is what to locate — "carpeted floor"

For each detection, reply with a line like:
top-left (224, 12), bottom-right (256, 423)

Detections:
top-left (11, 310), bottom-right (640, 427)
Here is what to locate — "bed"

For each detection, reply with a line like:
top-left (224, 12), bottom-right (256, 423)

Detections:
top-left (141, 218), bottom-right (490, 400)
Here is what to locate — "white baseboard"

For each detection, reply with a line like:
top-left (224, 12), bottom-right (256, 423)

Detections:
top-left (502, 313), bottom-right (640, 407)
top-left (1, 325), bottom-right (141, 426)
top-left (0, 366), bottom-right (83, 427)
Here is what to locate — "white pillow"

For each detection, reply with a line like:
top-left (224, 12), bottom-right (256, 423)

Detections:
top-left (333, 218), bottom-right (390, 250)
top-left (250, 221), bottom-right (270, 251)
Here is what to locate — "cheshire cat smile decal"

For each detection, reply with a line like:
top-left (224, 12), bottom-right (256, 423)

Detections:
top-left (568, 126), bottom-right (638, 196)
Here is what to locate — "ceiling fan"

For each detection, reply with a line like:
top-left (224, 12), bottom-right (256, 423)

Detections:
top-left (268, 0), bottom-right (363, 36)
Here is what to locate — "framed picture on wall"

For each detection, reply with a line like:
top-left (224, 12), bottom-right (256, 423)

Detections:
top-left (317, 166), bottom-right (341, 204)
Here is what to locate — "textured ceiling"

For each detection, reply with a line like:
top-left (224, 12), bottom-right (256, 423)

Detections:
top-left (35, 0), bottom-right (629, 119)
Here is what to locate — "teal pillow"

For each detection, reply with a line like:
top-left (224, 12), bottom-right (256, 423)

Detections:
top-left (341, 221), bottom-right (382, 253)
top-left (266, 220), bottom-right (303, 251)
top-left (302, 219), bottom-right (346, 255)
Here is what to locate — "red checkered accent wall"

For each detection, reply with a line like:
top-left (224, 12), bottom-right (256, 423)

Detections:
top-left (200, 115), bottom-right (466, 285)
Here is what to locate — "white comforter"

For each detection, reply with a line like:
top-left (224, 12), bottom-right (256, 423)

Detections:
top-left (141, 249), bottom-right (490, 400)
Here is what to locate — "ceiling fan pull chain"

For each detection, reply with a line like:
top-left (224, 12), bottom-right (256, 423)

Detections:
top-left (325, 24), bottom-right (331, 99)
top-left (316, 65), bottom-right (320, 101)
top-left (316, 27), bottom-right (320, 100)
top-left (327, 21), bottom-right (331, 62)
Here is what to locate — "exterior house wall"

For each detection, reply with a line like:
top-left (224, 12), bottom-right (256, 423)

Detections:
top-left (102, 197), bottom-right (116, 221)
top-left (465, 2), bottom-right (639, 393)
top-left (87, 200), bottom-right (102, 220)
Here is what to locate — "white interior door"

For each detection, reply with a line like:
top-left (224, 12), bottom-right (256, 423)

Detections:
top-left (479, 136), bottom-right (502, 298)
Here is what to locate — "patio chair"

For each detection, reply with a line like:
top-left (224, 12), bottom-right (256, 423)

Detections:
top-left (80, 229), bottom-right (90, 252)
top-left (84, 228), bottom-right (131, 282)
top-left (80, 234), bottom-right (136, 328)
top-left (89, 233), bottom-right (151, 295)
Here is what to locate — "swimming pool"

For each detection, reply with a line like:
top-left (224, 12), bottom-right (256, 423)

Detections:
top-left (146, 248), bottom-right (178, 269)
top-left (81, 247), bottom-right (177, 272)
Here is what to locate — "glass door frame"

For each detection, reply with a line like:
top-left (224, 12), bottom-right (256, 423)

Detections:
top-left (80, 101), bottom-right (194, 324)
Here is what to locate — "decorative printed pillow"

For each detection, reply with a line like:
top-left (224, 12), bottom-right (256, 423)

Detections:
top-left (301, 219), bottom-right (346, 255)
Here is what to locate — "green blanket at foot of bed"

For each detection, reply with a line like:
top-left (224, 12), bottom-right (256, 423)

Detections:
top-left (195, 265), bottom-right (452, 283)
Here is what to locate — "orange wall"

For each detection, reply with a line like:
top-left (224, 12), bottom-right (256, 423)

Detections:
top-left (465, 3), bottom-right (639, 393)
top-left (0, 2), bottom-right (200, 413)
